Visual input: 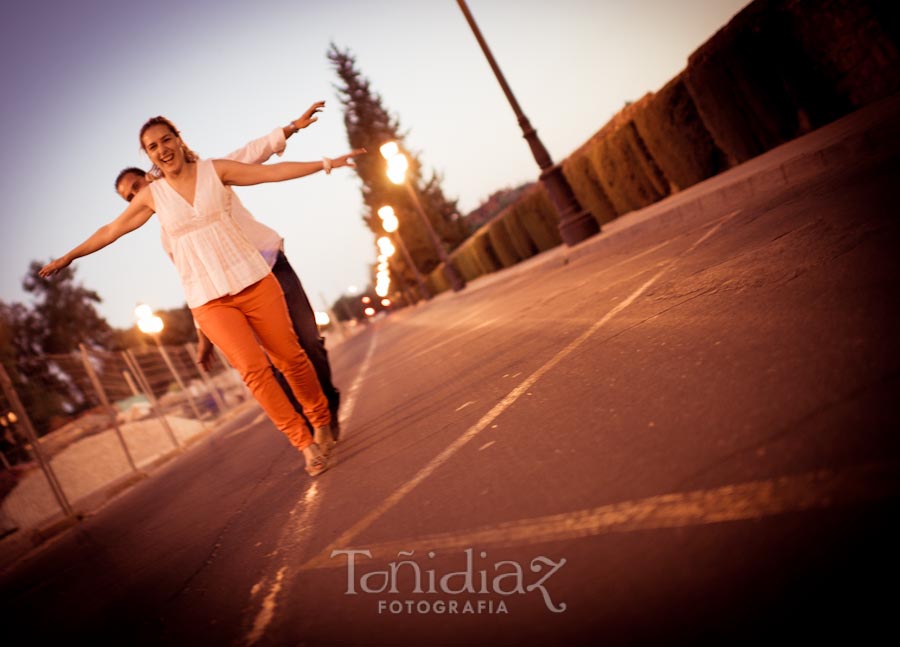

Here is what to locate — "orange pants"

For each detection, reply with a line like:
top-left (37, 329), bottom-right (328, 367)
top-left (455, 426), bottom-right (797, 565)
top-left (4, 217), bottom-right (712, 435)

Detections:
top-left (192, 273), bottom-right (330, 450)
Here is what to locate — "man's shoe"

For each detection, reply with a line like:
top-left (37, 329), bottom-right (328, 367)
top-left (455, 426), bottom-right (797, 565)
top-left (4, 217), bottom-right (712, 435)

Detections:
top-left (330, 415), bottom-right (341, 443)
top-left (329, 391), bottom-right (341, 442)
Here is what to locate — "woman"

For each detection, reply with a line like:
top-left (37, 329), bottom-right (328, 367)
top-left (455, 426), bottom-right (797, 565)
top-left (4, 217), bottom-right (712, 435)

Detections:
top-left (40, 116), bottom-right (365, 476)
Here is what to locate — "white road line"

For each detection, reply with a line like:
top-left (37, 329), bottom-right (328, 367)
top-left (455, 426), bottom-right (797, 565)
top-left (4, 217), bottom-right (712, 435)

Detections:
top-left (301, 213), bottom-right (738, 569)
top-left (241, 330), bottom-right (379, 645)
top-left (244, 483), bottom-right (321, 646)
top-left (335, 329), bottom-right (379, 435)
top-left (299, 461), bottom-right (898, 569)
top-left (245, 566), bottom-right (287, 645)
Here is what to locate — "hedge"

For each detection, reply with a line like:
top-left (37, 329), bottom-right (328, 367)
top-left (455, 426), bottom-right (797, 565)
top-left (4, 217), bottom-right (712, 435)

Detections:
top-left (449, 237), bottom-right (488, 282)
top-left (774, 0), bottom-right (900, 125)
top-left (632, 73), bottom-right (729, 192)
top-left (424, 262), bottom-right (450, 296)
top-left (588, 121), bottom-right (669, 215)
top-left (498, 211), bottom-right (538, 261)
top-left (419, 0), bottom-right (899, 292)
top-left (471, 228), bottom-right (504, 274)
top-left (685, 0), bottom-right (804, 165)
top-left (487, 216), bottom-right (525, 268)
top-left (561, 152), bottom-right (618, 225)
top-left (508, 186), bottom-right (562, 252)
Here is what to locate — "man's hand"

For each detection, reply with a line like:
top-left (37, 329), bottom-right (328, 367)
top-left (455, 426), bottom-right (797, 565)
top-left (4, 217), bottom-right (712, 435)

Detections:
top-left (288, 101), bottom-right (326, 134)
top-left (196, 330), bottom-right (216, 372)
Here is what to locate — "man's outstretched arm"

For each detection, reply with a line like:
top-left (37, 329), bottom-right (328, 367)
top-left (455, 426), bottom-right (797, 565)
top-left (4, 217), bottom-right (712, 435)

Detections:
top-left (224, 100), bottom-right (326, 164)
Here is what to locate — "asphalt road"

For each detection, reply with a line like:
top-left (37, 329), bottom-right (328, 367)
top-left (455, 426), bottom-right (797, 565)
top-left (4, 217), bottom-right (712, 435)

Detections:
top-left (2, 106), bottom-right (899, 646)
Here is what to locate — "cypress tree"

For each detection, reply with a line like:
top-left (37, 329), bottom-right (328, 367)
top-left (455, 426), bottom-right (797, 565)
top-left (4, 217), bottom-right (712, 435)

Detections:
top-left (328, 44), bottom-right (469, 289)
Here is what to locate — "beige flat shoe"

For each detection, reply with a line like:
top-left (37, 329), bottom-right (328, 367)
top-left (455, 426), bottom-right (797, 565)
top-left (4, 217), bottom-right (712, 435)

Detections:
top-left (303, 443), bottom-right (329, 477)
top-left (314, 425), bottom-right (335, 456)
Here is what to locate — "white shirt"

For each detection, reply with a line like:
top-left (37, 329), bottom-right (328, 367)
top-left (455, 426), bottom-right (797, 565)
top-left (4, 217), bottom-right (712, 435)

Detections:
top-left (159, 127), bottom-right (286, 268)
top-left (150, 159), bottom-right (270, 308)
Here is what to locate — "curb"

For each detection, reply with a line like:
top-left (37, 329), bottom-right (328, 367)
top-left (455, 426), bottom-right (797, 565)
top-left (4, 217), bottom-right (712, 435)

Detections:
top-left (0, 398), bottom-right (262, 574)
top-left (456, 93), bottom-right (900, 295)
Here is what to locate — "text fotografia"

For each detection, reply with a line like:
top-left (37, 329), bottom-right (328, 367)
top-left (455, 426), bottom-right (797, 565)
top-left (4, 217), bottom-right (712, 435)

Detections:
top-left (330, 548), bottom-right (567, 614)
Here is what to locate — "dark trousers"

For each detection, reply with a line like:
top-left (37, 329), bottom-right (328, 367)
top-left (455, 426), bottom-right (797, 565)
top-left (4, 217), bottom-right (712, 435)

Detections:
top-left (270, 251), bottom-right (341, 426)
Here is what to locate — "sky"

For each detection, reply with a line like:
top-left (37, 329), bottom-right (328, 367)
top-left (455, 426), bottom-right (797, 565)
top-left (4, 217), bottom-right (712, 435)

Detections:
top-left (0, 0), bottom-right (749, 330)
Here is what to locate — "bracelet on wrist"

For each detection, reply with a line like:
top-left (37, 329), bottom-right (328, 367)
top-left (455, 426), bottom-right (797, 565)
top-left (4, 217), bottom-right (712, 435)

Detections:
top-left (286, 121), bottom-right (298, 134)
top-left (322, 156), bottom-right (333, 175)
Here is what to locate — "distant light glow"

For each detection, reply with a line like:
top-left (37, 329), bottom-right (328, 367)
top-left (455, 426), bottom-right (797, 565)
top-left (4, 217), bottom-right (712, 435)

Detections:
top-left (134, 303), bottom-right (153, 320)
top-left (314, 311), bottom-right (330, 326)
top-left (364, 307), bottom-right (376, 316)
top-left (377, 237), bottom-right (395, 256)
top-left (381, 298), bottom-right (391, 307)
top-left (137, 315), bottom-right (164, 335)
top-left (386, 154), bottom-right (409, 185)
top-left (377, 205), bottom-right (399, 233)
top-left (379, 141), bottom-right (399, 159)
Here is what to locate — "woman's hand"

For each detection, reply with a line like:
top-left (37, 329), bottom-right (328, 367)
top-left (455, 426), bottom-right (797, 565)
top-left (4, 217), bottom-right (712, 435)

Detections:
top-left (330, 148), bottom-right (367, 170)
top-left (39, 256), bottom-right (71, 278)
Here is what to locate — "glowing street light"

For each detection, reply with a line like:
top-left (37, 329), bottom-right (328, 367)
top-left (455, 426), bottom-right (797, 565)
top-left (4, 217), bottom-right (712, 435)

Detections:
top-left (378, 205), bottom-right (400, 233)
top-left (134, 303), bottom-right (153, 320)
top-left (379, 143), bottom-right (466, 292)
top-left (377, 236), bottom-right (396, 257)
top-left (135, 303), bottom-right (164, 338)
top-left (133, 303), bottom-right (204, 421)
top-left (378, 204), bottom-right (430, 301)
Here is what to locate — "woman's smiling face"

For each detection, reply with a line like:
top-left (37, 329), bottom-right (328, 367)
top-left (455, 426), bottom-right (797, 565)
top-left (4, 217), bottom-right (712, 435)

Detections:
top-left (141, 123), bottom-right (184, 175)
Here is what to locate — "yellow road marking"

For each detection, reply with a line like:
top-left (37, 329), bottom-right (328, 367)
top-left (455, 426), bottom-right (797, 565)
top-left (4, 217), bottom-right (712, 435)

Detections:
top-left (300, 215), bottom-right (738, 570)
top-left (300, 461), bottom-right (897, 570)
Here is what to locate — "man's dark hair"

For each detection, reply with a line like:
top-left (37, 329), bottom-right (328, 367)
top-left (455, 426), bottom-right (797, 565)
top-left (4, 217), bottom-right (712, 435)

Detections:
top-left (114, 166), bottom-right (146, 191)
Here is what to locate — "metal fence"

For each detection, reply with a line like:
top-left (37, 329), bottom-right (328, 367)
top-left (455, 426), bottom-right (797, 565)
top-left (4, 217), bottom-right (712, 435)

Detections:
top-left (0, 342), bottom-right (251, 541)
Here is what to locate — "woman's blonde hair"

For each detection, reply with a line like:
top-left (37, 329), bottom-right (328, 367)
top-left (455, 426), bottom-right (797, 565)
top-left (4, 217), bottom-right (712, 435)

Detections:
top-left (139, 116), bottom-right (199, 179)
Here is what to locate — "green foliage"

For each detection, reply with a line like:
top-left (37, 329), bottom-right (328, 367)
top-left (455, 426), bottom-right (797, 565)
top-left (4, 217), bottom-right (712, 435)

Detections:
top-left (633, 74), bottom-right (728, 192)
top-left (22, 261), bottom-right (112, 354)
top-left (561, 153), bottom-right (618, 225)
top-left (589, 121), bottom-right (669, 215)
top-left (510, 187), bottom-right (562, 252)
top-left (0, 262), bottom-right (119, 435)
top-left (487, 218), bottom-right (524, 268)
top-left (449, 240), bottom-right (487, 282)
top-left (499, 210), bottom-right (538, 261)
top-left (426, 263), bottom-right (451, 296)
top-left (471, 228), bottom-right (503, 274)
top-left (328, 44), bottom-right (468, 290)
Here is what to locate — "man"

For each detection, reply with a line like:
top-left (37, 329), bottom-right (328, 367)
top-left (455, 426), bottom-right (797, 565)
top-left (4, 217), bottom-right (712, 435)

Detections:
top-left (115, 101), bottom-right (342, 438)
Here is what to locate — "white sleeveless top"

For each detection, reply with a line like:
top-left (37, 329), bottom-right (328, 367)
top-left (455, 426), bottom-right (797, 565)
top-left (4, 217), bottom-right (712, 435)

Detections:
top-left (150, 159), bottom-right (270, 307)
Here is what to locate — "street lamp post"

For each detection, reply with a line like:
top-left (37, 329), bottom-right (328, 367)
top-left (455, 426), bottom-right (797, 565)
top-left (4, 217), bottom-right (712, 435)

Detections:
top-left (456, 0), bottom-right (600, 246)
top-left (380, 143), bottom-right (466, 292)
top-left (378, 205), bottom-right (430, 301)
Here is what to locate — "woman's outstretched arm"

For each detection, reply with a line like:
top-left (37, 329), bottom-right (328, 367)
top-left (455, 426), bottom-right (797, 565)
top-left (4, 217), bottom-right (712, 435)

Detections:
top-left (40, 188), bottom-right (155, 277)
top-left (213, 148), bottom-right (366, 187)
